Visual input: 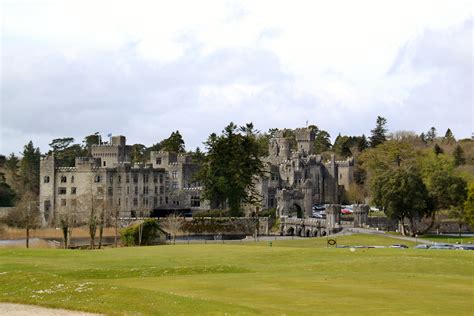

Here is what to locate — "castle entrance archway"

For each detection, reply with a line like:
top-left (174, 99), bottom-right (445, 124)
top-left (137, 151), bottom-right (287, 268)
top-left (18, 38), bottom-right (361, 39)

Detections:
top-left (289, 203), bottom-right (303, 218)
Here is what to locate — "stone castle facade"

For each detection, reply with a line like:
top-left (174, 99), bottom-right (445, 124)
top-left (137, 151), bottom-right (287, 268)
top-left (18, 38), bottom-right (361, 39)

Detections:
top-left (39, 136), bottom-right (207, 225)
top-left (254, 128), bottom-right (353, 218)
top-left (39, 129), bottom-right (353, 225)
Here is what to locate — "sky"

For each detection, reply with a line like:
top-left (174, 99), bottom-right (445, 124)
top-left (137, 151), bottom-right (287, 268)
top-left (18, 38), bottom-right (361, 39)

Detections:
top-left (1, 0), bottom-right (473, 155)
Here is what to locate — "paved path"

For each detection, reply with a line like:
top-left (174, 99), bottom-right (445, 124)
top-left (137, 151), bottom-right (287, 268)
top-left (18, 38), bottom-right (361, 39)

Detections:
top-left (340, 227), bottom-right (433, 244)
top-left (0, 303), bottom-right (102, 315)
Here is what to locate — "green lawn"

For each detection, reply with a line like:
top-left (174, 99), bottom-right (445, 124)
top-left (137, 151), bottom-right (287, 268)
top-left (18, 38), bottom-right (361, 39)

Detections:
top-left (0, 234), bottom-right (473, 315)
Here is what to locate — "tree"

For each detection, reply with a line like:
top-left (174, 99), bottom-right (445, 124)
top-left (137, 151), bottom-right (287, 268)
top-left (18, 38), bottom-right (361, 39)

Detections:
top-left (433, 144), bottom-right (444, 156)
top-left (196, 122), bottom-right (266, 216)
top-left (49, 137), bottom-right (74, 152)
top-left (420, 152), bottom-right (468, 232)
top-left (314, 130), bottom-right (331, 153)
top-left (20, 141), bottom-right (41, 195)
top-left (369, 116), bottom-right (388, 148)
top-left (83, 133), bottom-right (101, 155)
top-left (0, 173), bottom-right (16, 207)
top-left (463, 183), bottom-right (474, 228)
top-left (443, 128), bottom-right (455, 144)
top-left (5, 191), bottom-right (41, 248)
top-left (160, 130), bottom-right (186, 153)
top-left (130, 144), bottom-right (146, 164)
top-left (453, 145), bottom-right (466, 166)
top-left (160, 213), bottom-right (183, 243)
top-left (48, 138), bottom-right (87, 167)
top-left (371, 166), bottom-right (430, 236)
top-left (426, 127), bottom-right (437, 142)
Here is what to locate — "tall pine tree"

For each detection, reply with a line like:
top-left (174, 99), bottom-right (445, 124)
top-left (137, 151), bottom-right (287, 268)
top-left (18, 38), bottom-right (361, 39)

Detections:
top-left (369, 116), bottom-right (388, 148)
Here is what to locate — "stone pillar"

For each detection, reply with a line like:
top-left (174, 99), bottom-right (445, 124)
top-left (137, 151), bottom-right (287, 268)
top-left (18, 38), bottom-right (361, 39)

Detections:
top-left (353, 204), bottom-right (369, 228)
top-left (325, 204), bottom-right (341, 232)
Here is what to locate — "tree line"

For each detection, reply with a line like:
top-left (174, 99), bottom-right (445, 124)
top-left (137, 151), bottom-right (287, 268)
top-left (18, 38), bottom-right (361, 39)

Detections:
top-left (1, 118), bottom-right (473, 242)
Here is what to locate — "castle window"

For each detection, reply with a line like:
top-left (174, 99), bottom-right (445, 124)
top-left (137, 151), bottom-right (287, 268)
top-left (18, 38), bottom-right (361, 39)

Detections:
top-left (108, 187), bottom-right (113, 196)
top-left (71, 187), bottom-right (77, 195)
top-left (43, 176), bottom-right (50, 183)
top-left (153, 175), bottom-right (158, 183)
top-left (118, 198), bottom-right (121, 206)
top-left (71, 176), bottom-right (74, 183)
top-left (61, 176), bottom-right (67, 183)
top-left (58, 187), bottom-right (67, 195)
top-left (103, 161), bottom-right (106, 167)
top-left (143, 186), bottom-right (149, 195)
top-left (165, 196), bottom-right (169, 204)
top-left (144, 197), bottom-right (148, 206)
top-left (191, 196), bottom-right (200, 207)
top-left (44, 200), bottom-right (51, 212)
top-left (159, 196), bottom-right (163, 205)
top-left (133, 198), bottom-right (138, 206)
top-left (94, 175), bottom-right (101, 183)
top-left (126, 175), bottom-right (130, 183)
top-left (159, 186), bottom-right (164, 194)
top-left (156, 158), bottom-right (162, 165)
top-left (133, 175), bottom-right (138, 183)
top-left (127, 186), bottom-right (130, 195)
top-left (134, 186), bottom-right (138, 195)
top-left (153, 197), bottom-right (157, 206)
top-left (109, 175), bottom-right (113, 183)
top-left (143, 174), bottom-right (149, 183)
top-left (118, 175), bottom-right (121, 183)
top-left (159, 174), bottom-right (164, 184)
top-left (117, 187), bottom-right (122, 194)
top-left (172, 182), bottom-right (178, 189)
top-left (172, 170), bottom-right (178, 179)
top-left (154, 186), bottom-right (158, 194)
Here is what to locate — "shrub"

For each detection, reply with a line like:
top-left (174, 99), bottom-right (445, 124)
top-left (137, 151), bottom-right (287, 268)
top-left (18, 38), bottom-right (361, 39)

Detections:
top-left (120, 219), bottom-right (163, 246)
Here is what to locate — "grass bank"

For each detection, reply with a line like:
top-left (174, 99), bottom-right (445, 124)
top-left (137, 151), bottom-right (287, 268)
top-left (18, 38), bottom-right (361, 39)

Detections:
top-left (0, 234), bottom-right (472, 315)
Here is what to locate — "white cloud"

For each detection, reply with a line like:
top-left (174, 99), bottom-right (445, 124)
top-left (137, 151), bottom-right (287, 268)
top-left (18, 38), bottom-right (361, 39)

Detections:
top-left (1, 1), bottom-right (472, 154)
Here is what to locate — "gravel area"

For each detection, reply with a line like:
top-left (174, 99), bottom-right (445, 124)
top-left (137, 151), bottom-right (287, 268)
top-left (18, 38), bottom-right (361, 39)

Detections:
top-left (0, 303), bottom-right (102, 315)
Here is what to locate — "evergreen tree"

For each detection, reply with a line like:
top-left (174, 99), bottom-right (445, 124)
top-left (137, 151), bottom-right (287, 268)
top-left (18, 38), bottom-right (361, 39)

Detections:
top-left (443, 128), bottom-right (455, 144)
top-left (420, 132), bottom-right (427, 144)
top-left (434, 144), bottom-right (444, 156)
top-left (369, 116), bottom-right (388, 148)
top-left (453, 145), bottom-right (466, 166)
top-left (357, 134), bottom-right (369, 152)
top-left (426, 127), bottom-right (437, 142)
top-left (20, 141), bottom-right (41, 195)
top-left (313, 130), bottom-right (331, 153)
top-left (196, 122), bottom-right (265, 216)
top-left (160, 130), bottom-right (185, 153)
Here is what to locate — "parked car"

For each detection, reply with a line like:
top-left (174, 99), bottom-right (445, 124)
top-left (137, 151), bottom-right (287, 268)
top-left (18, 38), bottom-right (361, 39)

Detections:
top-left (414, 244), bottom-right (430, 249)
top-left (389, 244), bottom-right (409, 249)
top-left (430, 244), bottom-right (455, 250)
top-left (341, 208), bottom-right (353, 214)
top-left (312, 204), bottom-right (326, 211)
top-left (454, 244), bottom-right (474, 251)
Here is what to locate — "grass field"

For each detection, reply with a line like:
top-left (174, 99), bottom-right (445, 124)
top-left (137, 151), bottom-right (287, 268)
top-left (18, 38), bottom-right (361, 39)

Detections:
top-left (1, 234), bottom-right (473, 315)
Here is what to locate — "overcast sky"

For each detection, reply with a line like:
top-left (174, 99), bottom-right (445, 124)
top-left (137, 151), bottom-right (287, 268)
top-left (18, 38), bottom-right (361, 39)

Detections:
top-left (1, 0), bottom-right (472, 155)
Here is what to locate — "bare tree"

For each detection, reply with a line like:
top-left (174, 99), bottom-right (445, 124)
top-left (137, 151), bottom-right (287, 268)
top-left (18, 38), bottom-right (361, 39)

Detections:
top-left (160, 213), bottom-right (183, 244)
top-left (57, 203), bottom-right (77, 249)
top-left (5, 191), bottom-right (41, 248)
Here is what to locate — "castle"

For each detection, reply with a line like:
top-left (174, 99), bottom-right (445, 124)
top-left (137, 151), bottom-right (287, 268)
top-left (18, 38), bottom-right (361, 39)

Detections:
top-left (39, 129), bottom-right (353, 224)
top-left (255, 128), bottom-right (353, 218)
top-left (39, 136), bottom-right (207, 225)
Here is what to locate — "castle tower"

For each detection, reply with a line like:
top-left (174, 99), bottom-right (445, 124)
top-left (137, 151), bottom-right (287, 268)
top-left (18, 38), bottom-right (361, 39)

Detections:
top-left (39, 155), bottom-right (56, 226)
top-left (295, 128), bottom-right (315, 155)
top-left (269, 131), bottom-right (290, 162)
